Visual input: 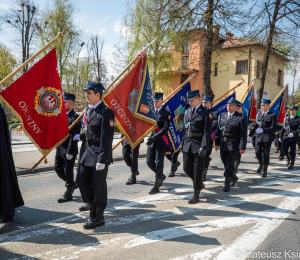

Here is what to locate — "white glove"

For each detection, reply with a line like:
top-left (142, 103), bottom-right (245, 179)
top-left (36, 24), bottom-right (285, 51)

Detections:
top-left (279, 138), bottom-right (282, 142)
top-left (73, 134), bottom-right (80, 141)
top-left (288, 133), bottom-right (294, 138)
top-left (66, 154), bottom-right (73, 160)
top-left (96, 163), bottom-right (105, 171)
top-left (255, 128), bottom-right (263, 134)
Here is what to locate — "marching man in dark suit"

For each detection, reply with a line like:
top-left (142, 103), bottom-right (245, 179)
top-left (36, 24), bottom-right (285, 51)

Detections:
top-left (202, 95), bottom-right (219, 182)
top-left (280, 105), bottom-right (300, 169)
top-left (249, 99), bottom-right (277, 178)
top-left (215, 99), bottom-right (247, 192)
top-left (146, 92), bottom-right (171, 195)
top-left (182, 90), bottom-right (212, 203)
top-left (73, 81), bottom-right (114, 229)
top-left (55, 92), bottom-right (81, 203)
top-left (122, 134), bottom-right (142, 185)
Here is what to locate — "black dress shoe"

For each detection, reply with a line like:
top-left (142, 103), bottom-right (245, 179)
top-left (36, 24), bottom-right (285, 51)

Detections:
top-left (57, 186), bottom-right (73, 203)
top-left (231, 174), bottom-right (238, 187)
top-left (261, 164), bottom-right (268, 178)
top-left (257, 160), bottom-right (262, 173)
top-left (79, 203), bottom-right (90, 211)
top-left (288, 161), bottom-right (295, 170)
top-left (168, 171), bottom-right (175, 177)
top-left (188, 189), bottom-right (200, 204)
top-left (286, 155), bottom-right (291, 166)
top-left (83, 207), bottom-right (105, 229)
top-left (149, 175), bottom-right (166, 195)
top-left (126, 172), bottom-right (137, 185)
top-left (223, 177), bottom-right (231, 192)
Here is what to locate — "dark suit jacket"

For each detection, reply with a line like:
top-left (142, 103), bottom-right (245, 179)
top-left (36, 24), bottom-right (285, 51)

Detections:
top-left (79, 102), bottom-right (115, 167)
top-left (215, 111), bottom-right (247, 151)
top-left (56, 109), bottom-right (81, 157)
top-left (148, 106), bottom-right (171, 148)
top-left (280, 115), bottom-right (300, 143)
top-left (182, 104), bottom-right (212, 153)
top-left (249, 111), bottom-right (277, 142)
top-left (210, 107), bottom-right (219, 132)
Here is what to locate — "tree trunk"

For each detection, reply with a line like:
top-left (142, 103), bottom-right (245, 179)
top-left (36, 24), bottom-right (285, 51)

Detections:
top-left (202, 0), bottom-right (214, 97)
top-left (256, 0), bottom-right (281, 108)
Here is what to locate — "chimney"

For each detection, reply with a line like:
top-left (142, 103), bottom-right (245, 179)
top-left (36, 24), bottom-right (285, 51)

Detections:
top-left (226, 32), bottom-right (233, 38)
top-left (213, 25), bottom-right (220, 36)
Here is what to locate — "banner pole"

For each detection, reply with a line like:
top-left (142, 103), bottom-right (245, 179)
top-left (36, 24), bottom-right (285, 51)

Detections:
top-left (0, 27), bottom-right (69, 86)
top-left (240, 76), bottom-right (256, 103)
top-left (212, 80), bottom-right (245, 105)
top-left (270, 84), bottom-right (288, 107)
top-left (102, 37), bottom-right (158, 96)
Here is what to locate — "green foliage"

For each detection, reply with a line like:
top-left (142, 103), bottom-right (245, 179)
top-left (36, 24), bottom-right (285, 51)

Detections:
top-left (0, 44), bottom-right (17, 86)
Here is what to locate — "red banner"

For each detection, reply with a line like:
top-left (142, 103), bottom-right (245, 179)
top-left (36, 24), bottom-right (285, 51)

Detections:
top-left (102, 54), bottom-right (157, 148)
top-left (277, 99), bottom-right (285, 126)
top-left (249, 86), bottom-right (257, 122)
top-left (0, 49), bottom-right (69, 154)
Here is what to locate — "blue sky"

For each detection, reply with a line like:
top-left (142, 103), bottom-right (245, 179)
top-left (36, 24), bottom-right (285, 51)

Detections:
top-left (0, 0), bottom-right (298, 93)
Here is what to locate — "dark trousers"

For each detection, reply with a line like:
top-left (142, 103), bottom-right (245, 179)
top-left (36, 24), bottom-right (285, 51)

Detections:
top-left (76, 163), bottom-right (108, 209)
top-left (122, 143), bottom-right (140, 173)
top-left (205, 139), bottom-right (213, 168)
top-left (252, 136), bottom-right (256, 149)
top-left (236, 153), bottom-right (241, 163)
top-left (54, 155), bottom-right (76, 187)
top-left (147, 143), bottom-right (167, 179)
top-left (220, 150), bottom-right (239, 177)
top-left (183, 150), bottom-right (204, 190)
top-left (165, 146), bottom-right (179, 163)
top-left (255, 141), bottom-right (272, 164)
top-left (282, 140), bottom-right (297, 161)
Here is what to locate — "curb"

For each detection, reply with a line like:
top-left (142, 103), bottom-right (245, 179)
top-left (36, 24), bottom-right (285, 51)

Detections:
top-left (16, 154), bottom-right (147, 176)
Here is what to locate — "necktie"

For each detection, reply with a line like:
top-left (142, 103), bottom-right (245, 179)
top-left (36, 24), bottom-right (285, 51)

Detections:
top-left (88, 107), bottom-right (93, 120)
top-left (155, 109), bottom-right (158, 115)
top-left (228, 114), bottom-right (231, 119)
top-left (192, 107), bottom-right (195, 115)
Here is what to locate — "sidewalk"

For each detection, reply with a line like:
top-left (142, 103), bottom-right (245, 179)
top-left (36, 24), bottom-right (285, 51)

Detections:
top-left (12, 136), bottom-right (148, 175)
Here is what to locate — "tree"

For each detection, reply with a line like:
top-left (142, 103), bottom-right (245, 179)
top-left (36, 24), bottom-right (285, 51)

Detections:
top-left (37, 0), bottom-right (81, 83)
top-left (247, 0), bottom-right (300, 108)
top-left (5, 0), bottom-right (39, 74)
top-left (138, 0), bottom-right (248, 96)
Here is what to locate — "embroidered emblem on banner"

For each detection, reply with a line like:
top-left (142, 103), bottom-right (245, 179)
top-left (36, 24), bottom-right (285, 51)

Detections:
top-left (140, 104), bottom-right (150, 114)
top-left (127, 88), bottom-right (140, 114)
top-left (34, 87), bottom-right (63, 116)
top-left (173, 105), bottom-right (186, 132)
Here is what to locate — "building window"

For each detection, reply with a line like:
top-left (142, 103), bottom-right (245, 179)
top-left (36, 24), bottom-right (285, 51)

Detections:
top-left (278, 70), bottom-right (282, 86)
top-left (183, 40), bottom-right (190, 54)
top-left (236, 60), bottom-right (248, 74)
top-left (182, 56), bottom-right (189, 70)
top-left (214, 63), bottom-right (218, 76)
top-left (181, 74), bottom-right (189, 84)
top-left (256, 60), bottom-right (262, 78)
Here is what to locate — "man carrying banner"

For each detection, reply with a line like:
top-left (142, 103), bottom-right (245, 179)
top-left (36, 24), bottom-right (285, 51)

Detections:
top-left (74, 81), bottom-right (115, 229)
top-left (55, 93), bottom-right (81, 203)
top-left (182, 90), bottom-right (212, 203)
top-left (249, 99), bottom-right (277, 178)
top-left (215, 99), bottom-right (247, 192)
top-left (202, 95), bottom-right (219, 182)
top-left (280, 105), bottom-right (300, 169)
top-left (122, 134), bottom-right (142, 185)
top-left (146, 92), bottom-right (171, 195)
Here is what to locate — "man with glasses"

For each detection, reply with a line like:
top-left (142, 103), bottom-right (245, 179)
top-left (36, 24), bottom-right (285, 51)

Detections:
top-left (215, 99), bottom-right (247, 192)
top-left (249, 99), bottom-right (277, 178)
top-left (280, 105), bottom-right (300, 169)
top-left (182, 90), bottom-right (212, 203)
top-left (146, 92), bottom-right (171, 195)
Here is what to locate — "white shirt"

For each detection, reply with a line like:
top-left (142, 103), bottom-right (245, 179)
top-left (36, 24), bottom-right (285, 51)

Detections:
top-left (227, 111), bottom-right (235, 118)
top-left (155, 106), bottom-right (162, 114)
top-left (291, 115), bottom-right (295, 119)
top-left (192, 104), bottom-right (201, 114)
top-left (66, 109), bottom-right (72, 115)
top-left (92, 100), bottom-right (102, 109)
top-left (262, 110), bottom-right (269, 116)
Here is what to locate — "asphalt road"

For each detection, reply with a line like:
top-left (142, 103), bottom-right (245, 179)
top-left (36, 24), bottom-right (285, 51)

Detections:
top-left (1, 145), bottom-right (300, 260)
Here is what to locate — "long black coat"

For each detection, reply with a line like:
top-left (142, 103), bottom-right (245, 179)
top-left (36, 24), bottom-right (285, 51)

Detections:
top-left (249, 111), bottom-right (277, 143)
top-left (0, 104), bottom-right (24, 222)
top-left (56, 109), bottom-right (81, 157)
top-left (79, 102), bottom-right (115, 167)
top-left (148, 106), bottom-right (171, 148)
top-left (280, 115), bottom-right (300, 143)
top-left (210, 107), bottom-right (219, 133)
top-left (215, 111), bottom-right (247, 151)
top-left (182, 104), bottom-right (212, 153)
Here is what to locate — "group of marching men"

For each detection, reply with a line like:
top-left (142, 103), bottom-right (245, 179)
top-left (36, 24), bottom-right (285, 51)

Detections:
top-left (53, 80), bottom-right (300, 230)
